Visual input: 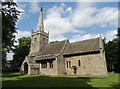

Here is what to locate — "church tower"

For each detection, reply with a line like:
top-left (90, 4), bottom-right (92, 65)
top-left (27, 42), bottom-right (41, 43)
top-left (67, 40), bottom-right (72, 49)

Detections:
top-left (30, 7), bottom-right (49, 54)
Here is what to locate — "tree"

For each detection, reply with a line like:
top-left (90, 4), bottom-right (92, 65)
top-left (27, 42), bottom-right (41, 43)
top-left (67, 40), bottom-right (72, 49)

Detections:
top-left (2, 2), bottom-right (20, 70)
top-left (2, 2), bottom-right (20, 51)
top-left (11, 37), bottom-right (31, 71)
top-left (105, 39), bottom-right (118, 72)
top-left (117, 27), bottom-right (120, 63)
top-left (115, 27), bottom-right (120, 73)
top-left (104, 27), bottom-right (120, 73)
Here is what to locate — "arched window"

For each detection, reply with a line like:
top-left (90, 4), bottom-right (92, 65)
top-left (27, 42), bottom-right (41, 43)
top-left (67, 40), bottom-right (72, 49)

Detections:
top-left (66, 61), bottom-right (71, 68)
top-left (78, 60), bottom-right (81, 66)
top-left (49, 61), bottom-right (53, 68)
top-left (41, 62), bottom-right (47, 68)
top-left (69, 61), bottom-right (71, 68)
top-left (67, 61), bottom-right (68, 68)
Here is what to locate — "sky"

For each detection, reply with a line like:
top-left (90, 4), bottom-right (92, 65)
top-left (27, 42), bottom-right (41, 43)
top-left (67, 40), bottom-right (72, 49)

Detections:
top-left (7, 1), bottom-right (118, 60)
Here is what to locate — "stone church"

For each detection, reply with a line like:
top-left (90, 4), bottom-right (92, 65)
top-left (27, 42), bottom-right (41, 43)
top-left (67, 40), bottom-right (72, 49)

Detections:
top-left (21, 8), bottom-right (108, 76)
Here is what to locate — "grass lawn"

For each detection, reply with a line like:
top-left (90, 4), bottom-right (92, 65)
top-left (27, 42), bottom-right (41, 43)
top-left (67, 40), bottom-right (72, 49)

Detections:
top-left (1, 72), bottom-right (119, 88)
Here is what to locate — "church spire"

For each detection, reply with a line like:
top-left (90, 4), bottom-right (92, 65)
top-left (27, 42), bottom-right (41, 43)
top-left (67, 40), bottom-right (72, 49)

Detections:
top-left (37, 7), bottom-right (44, 31)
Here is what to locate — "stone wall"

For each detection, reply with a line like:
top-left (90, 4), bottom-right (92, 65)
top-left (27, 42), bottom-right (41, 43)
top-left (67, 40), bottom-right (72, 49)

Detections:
top-left (30, 31), bottom-right (49, 54)
top-left (57, 55), bottom-right (65, 74)
top-left (20, 57), bottom-right (31, 75)
top-left (39, 59), bottom-right (57, 75)
top-left (65, 53), bottom-right (107, 76)
top-left (30, 68), bottom-right (39, 74)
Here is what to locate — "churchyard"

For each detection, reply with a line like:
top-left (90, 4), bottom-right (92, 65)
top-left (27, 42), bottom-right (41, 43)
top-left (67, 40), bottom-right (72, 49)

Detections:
top-left (1, 72), bottom-right (119, 88)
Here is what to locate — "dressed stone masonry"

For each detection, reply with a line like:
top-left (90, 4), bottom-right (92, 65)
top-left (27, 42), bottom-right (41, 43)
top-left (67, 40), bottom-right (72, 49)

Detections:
top-left (21, 7), bottom-right (108, 76)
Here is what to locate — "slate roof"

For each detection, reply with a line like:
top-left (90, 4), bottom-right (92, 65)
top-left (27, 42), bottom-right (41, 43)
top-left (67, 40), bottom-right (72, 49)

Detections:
top-left (34, 37), bottom-right (100, 61)
top-left (35, 40), bottom-right (68, 61)
top-left (35, 54), bottom-right (56, 61)
top-left (63, 37), bottom-right (100, 55)
top-left (39, 40), bottom-right (67, 55)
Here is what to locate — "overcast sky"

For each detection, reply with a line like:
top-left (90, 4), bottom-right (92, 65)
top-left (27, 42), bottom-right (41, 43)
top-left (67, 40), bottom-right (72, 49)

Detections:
top-left (7, 1), bottom-right (118, 60)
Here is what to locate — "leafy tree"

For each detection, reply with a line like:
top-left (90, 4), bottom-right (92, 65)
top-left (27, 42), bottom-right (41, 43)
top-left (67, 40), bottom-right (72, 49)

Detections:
top-left (2, 2), bottom-right (20, 70)
top-left (2, 2), bottom-right (20, 51)
top-left (104, 27), bottom-right (120, 73)
top-left (115, 27), bottom-right (120, 73)
top-left (11, 37), bottom-right (31, 71)
top-left (117, 27), bottom-right (120, 63)
top-left (105, 39), bottom-right (118, 72)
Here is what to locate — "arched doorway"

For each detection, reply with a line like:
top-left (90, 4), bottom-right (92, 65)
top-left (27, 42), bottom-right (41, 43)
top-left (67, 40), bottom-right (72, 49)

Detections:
top-left (24, 62), bottom-right (28, 74)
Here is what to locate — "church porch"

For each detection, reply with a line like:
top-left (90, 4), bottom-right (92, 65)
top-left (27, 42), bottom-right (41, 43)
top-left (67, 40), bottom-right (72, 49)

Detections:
top-left (35, 56), bottom-right (58, 75)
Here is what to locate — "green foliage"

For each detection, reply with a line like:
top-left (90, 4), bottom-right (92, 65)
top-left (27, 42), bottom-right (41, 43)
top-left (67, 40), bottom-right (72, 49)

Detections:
top-left (117, 27), bottom-right (120, 39)
top-left (104, 27), bottom-right (120, 73)
top-left (2, 2), bottom-right (20, 70)
top-left (11, 37), bottom-right (31, 71)
top-left (105, 39), bottom-right (118, 71)
top-left (2, 2), bottom-right (20, 51)
top-left (117, 28), bottom-right (120, 63)
top-left (18, 37), bottom-right (31, 47)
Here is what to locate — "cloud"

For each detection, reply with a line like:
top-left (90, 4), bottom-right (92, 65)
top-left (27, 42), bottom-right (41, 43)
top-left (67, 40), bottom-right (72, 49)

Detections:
top-left (71, 7), bottom-right (97, 28)
top-left (15, 2), bottom-right (27, 21)
top-left (70, 33), bottom-right (99, 42)
top-left (69, 29), bottom-right (117, 42)
top-left (65, 6), bottom-right (72, 14)
top-left (61, 3), bottom-right (67, 8)
top-left (45, 5), bottom-right (74, 41)
top-left (70, 30), bottom-right (117, 42)
top-left (71, 3), bottom-right (118, 28)
top-left (93, 7), bottom-right (118, 26)
top-left (15, 30), bottom-right (31, 38)
top-left (50, 35), bottom-right (67, 41)
top-left (104, 30), bottom-right (117, 42)
top-left (28, 2), bottom-right (40, 13)
top-left (44, 3), bottom-right (117, 42)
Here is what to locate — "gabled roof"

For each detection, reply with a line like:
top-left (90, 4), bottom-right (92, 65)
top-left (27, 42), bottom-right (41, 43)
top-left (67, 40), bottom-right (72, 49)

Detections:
top-left (63, 37), bottom-right (100, 55)
top-left (39, 40), bottom-right (68, 55)
top-left (34, 37), bottom-right (101, 61)
top-left (34, 40), bottom-right (68, 61)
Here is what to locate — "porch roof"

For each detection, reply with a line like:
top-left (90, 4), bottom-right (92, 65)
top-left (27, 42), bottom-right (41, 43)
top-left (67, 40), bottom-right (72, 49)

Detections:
top-left (35, 54), bottom-right (57, 62)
